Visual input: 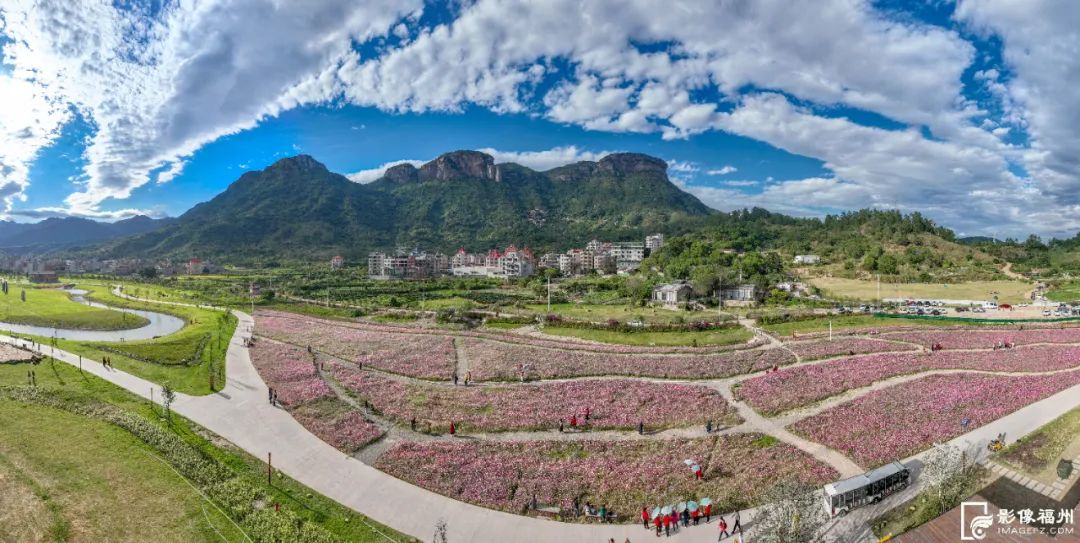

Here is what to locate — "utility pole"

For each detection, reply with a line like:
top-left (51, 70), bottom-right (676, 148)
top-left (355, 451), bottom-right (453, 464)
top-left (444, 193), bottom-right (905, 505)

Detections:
top-left (547, 275), bottom-right (552, 313)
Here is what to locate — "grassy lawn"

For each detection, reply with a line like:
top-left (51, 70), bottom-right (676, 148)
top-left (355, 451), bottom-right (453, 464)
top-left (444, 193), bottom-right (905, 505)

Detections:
top-left (7, 284), bottom-right (237, 396)
top-left (809, 277), bottom-right (1032, 304)
top-left (541, 324), bottom-right (753, 346)
top-left (997, 407), bottom-right (1080, 484)
top-left (1047, 280), bottom-right (1080, 303)
top-left (0, 401), bottom-right (244, 542)
top-left (522, 303), bottom-right (686, 324)
top-left (762, 314), bottom-right (939, 336)
top-left (0, 360), bottom-right (413, 542)
top-left (0, 284), bottom-right (148, 331)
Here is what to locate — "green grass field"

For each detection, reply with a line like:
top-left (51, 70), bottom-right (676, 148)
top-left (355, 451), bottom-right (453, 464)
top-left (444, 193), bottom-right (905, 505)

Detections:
top-left (761, 314), bottom-right (939, 336)
top-left (0, 284), bottom-right (149, 331)
top-left (0, 401), bottom-right (244, 542)
top-left (0, 360), bottom-right (412, 542)
top-left (523, 303), bottom-right (686, 324)
top-left (809, 277), bottom-right (1032, 304)
top-left (1047, 281), bottom-right (1080, 303)
top-left (541, 325), bottom-right (753, 346)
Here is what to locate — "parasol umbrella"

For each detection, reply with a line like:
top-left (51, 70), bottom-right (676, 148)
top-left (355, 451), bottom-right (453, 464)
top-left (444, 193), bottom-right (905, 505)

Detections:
top-left (661, 505), bottom-right (673, 515)
top-left (676, 502), bottom-right (687, 513)
top-left (699, 497), bottom-right (713, 506)
top-left (691, 464), bottom-right (701, 473)
top-left (683, 459), bottom-right (695, 466)
top-left (651, 506), bottom-right (662, 519)
top-left (687, 500), bottom-right (699, 512)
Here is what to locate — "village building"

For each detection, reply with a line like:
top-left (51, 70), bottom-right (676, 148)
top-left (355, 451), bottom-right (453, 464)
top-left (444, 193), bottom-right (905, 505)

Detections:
top-left (330, 255), bottom-right (345, 269)
top-left (720, 283), bottom-right (758, 303)
top-left (645, 233), bottom-right (665, 251)
top-left (793, 254), bottom-right (821, 265)
top-left (652, 281), bottom-right (693, 308)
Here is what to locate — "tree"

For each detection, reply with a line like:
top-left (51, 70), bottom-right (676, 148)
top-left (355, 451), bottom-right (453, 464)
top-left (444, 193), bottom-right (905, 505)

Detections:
top-left (161, 384), bottom-right (176, 421)
top-left (922, 444), bottom-right (978, 514)
top-left (138, 266), bottom-right (158, 279)
top-left (751, 480), bottom-right (827, 543)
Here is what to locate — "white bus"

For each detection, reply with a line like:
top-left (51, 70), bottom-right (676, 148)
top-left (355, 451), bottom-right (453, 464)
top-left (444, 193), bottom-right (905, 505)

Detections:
top-left (823, 461), bottom-right (910, 517)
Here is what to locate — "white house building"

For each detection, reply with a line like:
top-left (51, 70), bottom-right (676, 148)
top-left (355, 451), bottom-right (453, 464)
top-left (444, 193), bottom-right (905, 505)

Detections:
top-left (793, 255), bottom-right (821, 265)
top-left (652, 282), bottom-right (693, 308)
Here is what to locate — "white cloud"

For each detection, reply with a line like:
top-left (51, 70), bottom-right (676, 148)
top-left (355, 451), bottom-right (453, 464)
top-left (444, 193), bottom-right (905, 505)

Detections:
top-left (347, 159), bottom-right (424, 184)
top-left (0, 0), bottom-right (420, 214)
top-left (707, 166), bottom-right (738, 176)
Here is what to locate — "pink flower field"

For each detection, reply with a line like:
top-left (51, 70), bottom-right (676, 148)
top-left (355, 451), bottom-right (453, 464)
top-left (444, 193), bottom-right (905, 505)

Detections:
top-left (330, 362), bottom-right (741, 432)
top-left (737, 344), bottom-right (1080, 415)
top-left (789, 370), bottom-right (1080, 466)
top-left (375, 433), bottom-right (838, 516)
top-left (463, 338), bottom-right (794, 381)
top-left (256, 311), bottom-right (456, 379)
top-left (784, 338), bottom-right (916, 360)
top-left (880, 327), bottom-right (1080, 350)
top-left (291, 397), bottom-right (384, 452)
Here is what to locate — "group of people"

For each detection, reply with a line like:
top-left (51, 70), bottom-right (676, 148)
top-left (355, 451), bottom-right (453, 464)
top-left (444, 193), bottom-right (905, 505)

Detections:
top-left (558, 407), bottom-right (591, 432)
top-left (102, 356), bottom-right (114, 369)
top-left (451, 370), bottom-right (472, 386)
top-left (641, 505), bottom-right (744, 540)
top-left (267, 387), bottom-right (279, 406)
top-left (584, 502), bottom-right (612, 522)
top-left (992, 340), bottom-right (1014, 350)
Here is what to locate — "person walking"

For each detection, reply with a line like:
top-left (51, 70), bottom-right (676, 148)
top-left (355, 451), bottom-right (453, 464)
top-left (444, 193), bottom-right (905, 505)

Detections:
top-left (669, 510), bottom-right (679, 533)
top-left (449, 421), bottom-right (456, 435)
top-left (268, 387), bottom-right (274, 404)
top-left (559, 419), bottom-right (564, 433)
top-left (638, 421), bottom-right (644, 435)
top-left (452, 371), bottom-right (458, 386)
top-left (570, 414), bottom-right (577, 428)
top-left (704, 502), bottom-right (712, 523)
top-left (465, 370), bottom-right (472, 386)
top-left (584, 406), bottom-right (590, 421)
top-left (642, 507), bottom-right (650, 530)
top-left (663, 512), bottom-right (671, 537)
top-left (654, 514), bottom-right (662, 537)
top-left (706, 420), bottom-right (713, 433)
top-left (717, 516), bottom-right (730, 540)
top-left (695, 466), bottom-right (703, 480)
top-left (410, 417), bottom-right (417, 431)
top-left (599, 504), bottom-right (607, 524)
top-left (732, 510), bottom-right (742, 534)
top-left (692, 508), bottom-right (700, 526)
top-left (681, 508), bottom-right (690, 527)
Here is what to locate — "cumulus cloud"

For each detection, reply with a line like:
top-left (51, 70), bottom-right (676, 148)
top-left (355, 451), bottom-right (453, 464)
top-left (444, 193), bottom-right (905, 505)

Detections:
top-left (0, 0), bottom-right (419, 214)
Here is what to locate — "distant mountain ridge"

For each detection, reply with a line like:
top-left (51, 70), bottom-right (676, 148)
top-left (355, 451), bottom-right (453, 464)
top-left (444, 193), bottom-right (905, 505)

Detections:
top-left (100, 150), bottom-right (714, 262)
top-left (0, 215), bottom-right (171, 254)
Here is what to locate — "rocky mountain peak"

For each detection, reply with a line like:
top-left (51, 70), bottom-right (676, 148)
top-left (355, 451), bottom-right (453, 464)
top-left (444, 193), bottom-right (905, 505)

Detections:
top-left (596, 153), bottom-right (668, 176)
top-left (419, 150), bottom-right (498, 181)
top-left (383, 163), bottom-right (419, 183)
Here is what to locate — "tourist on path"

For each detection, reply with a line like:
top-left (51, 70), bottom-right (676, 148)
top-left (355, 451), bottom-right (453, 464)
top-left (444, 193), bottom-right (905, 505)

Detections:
top-left (706, 420), bottom-right (713, 433)
top-left (452, 372), bottom-right (458, 386)
top-left (717, 516), bottom-right (730, 540)
top-left (732, 510), bottom-right (742, 534)
top-left (681, 508), bottom-right (690, 527)
top-left (599, 504), bottom-right (607, 523)
top-left (692, 508), bottom-right (701, 526)
top-left (570, 414), bottom-right (578, 428)
top-left (669, 511), bottom-right (679, 533)
top-left (449, 421), bottom-right (456, 435)
top-left (642, 507), bottom-right (650, 529)
top-left (465, 370), bottom-right (471, 385)
top-left (654, 514), bottom-right (662, 537)
top-left (663, 513), bottom-right (671, 536)
top-left (704, 503), bottom-right (712, 523)
top-left (638, 421), bottom-right (644, 435)
top-left (695, 466), bottom-right (703, 480)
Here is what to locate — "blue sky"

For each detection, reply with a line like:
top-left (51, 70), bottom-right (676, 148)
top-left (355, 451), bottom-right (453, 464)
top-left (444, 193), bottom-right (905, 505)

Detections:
top-left (1, 0), bottom-right (1079, 238)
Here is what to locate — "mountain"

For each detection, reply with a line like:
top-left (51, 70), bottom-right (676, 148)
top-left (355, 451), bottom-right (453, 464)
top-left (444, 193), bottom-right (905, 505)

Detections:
top-left (0, 215), bottom-right (171, 254)
top-left (101, 151), bottom-right (714, 261)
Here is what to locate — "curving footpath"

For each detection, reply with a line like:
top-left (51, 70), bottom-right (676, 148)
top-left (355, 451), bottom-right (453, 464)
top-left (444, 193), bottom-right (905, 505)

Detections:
top-left (3, 295), bottom-right (1079, 542)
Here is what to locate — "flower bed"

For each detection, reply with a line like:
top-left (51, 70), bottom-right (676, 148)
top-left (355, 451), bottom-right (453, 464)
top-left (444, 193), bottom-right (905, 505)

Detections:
top-left (374, 434), bottom-right (838, 517)
top-left (463, 338), bottom-right (794, 381)
top-left (331, 362), bottom-right (740, 432)
top-left (789, 370), bottom-right (1080, 467)
top-left (737, 345), bottom-right (1080, 415)
top-left (879, 327), bottom-right (1080, 349)
top-left (256, 311), bottom-right (455, 379)
top-left (784, 338), bottom-right (917, 360)
top-left (290, 397), bottom-right (384, 452)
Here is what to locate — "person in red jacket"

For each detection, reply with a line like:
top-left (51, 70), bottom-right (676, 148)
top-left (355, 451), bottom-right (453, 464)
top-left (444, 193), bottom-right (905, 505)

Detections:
top-left (704, 503), bottom-right (712, 523)
top-left (570, 414), bottom-right (577, 427)
top-left (449, 421), bottom-right (455, 435)
top-left (717, 516), bottom-right (730, 540)
top-left (669, 510), bottom-right (679, 533)
top-left (642, 507), bottom-right (650, 529)
top-left (692, 508), bottom-right (701, 526)
top-left (663, 512), bottom-right (671, 537)
top-left (695, 466), bottom-right (703, 480)
top-left (654, 514), bottom-right (662, 537)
